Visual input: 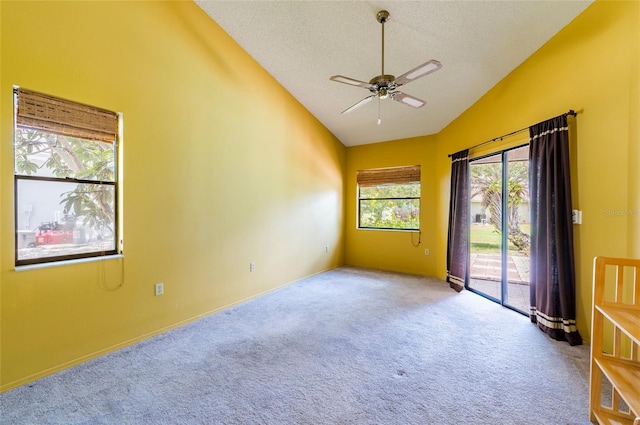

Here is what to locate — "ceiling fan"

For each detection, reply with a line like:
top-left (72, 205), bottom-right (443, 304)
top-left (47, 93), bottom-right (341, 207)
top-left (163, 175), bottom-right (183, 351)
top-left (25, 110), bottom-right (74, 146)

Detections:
top-left (330, 10), bottom-right (442, 122)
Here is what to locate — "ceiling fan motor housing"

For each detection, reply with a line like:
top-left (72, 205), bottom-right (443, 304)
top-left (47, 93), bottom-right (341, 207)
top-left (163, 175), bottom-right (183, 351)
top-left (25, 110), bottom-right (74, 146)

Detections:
top-left (369, 74), bottom-right (397, 97)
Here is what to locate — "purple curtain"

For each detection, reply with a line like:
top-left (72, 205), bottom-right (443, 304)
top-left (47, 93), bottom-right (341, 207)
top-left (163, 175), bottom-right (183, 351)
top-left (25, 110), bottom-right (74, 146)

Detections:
top-left (446, 149), bottom-right (469, 292)
top-left (529, 115), bottom-right (582, 346)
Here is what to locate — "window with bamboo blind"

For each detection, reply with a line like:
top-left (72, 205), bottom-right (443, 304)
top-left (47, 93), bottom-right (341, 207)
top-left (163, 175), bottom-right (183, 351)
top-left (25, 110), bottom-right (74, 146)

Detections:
top-left (357, 165), bottom-right (421, 231)
top-left (13, 87), bottom-right (120, 266)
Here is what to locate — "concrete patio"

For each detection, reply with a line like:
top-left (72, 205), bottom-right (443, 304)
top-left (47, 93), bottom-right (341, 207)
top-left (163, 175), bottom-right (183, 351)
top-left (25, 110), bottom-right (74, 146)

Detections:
top-left (468, 253), bottom-right (530, 313)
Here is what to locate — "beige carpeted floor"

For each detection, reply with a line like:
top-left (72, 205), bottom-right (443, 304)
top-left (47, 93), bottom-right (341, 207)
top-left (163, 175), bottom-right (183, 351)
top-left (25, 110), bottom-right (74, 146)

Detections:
top-left (0, 267), bottom-right (592, 424)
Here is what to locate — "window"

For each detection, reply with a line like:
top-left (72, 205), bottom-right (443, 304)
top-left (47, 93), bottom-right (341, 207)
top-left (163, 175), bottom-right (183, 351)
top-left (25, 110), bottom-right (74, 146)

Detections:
top-left (357, 165), bottom-right (420, 230)
top-left (14, 87), bottom-right (120, 266)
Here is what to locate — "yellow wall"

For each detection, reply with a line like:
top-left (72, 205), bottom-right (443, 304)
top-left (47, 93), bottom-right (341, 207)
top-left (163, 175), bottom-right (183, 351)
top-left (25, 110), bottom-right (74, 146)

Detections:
top-left (0, 0), bottom-right (3, 391)
top-left (0, 1), bottom-right (345, 391)
top-left (345, 136), bottom-right (438, 275)
top-left (433, 0), bottom-right (640, 341)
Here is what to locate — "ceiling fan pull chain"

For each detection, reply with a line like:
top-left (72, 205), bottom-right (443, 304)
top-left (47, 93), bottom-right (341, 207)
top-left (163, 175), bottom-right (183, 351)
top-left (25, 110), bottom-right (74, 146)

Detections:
top-left (378, 97), bottom-right (382, 125)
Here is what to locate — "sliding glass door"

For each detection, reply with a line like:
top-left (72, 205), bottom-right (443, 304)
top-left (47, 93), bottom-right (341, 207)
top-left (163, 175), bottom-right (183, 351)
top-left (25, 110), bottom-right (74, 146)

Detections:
top-left (468, 145), bottom-right (530, 314)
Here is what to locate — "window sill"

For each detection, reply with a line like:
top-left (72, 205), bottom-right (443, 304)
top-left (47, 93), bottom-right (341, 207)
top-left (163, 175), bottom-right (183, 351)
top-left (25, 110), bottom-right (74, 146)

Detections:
top-left (357, 227), bottom-right (420, 233)
top-left (15, 254), bottom-right (124, 272)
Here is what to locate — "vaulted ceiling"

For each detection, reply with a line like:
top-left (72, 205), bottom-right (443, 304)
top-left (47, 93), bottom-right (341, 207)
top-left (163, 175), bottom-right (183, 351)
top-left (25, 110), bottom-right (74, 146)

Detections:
top-left (195, 1), bottom-right (592, 147)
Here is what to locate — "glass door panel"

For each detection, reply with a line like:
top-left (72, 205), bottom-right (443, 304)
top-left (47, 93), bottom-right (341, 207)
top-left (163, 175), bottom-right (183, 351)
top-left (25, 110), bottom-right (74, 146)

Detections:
top-left (468, 153), bottom-right (503, 302)
top-left (468, 146), bottom-right (531, 315)
top-left (504, 146), bottom-right (530, 313)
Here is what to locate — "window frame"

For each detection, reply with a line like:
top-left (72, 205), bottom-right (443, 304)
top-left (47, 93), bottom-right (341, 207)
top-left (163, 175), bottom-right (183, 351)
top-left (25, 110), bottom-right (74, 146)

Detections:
top-left (356, 165), bottom-right (421, 231)
top-left (13, 87), bottom-right (120, 267)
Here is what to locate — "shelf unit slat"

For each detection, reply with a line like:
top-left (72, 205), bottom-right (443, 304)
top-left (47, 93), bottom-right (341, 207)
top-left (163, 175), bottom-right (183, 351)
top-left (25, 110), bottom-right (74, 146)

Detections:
top-left (597, 305), bottom-right (640, 346)
top-left (595, 357), bottom-right (640, 415)
top-left (593, 410), bottom-right (635, 425)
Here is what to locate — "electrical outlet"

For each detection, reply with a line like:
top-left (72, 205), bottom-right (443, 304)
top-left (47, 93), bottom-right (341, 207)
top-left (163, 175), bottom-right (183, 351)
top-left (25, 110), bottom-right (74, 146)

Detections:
top-left (424, 248), bottom-right (430, 256)
top-left (250, 262), bottom-right (256, 272)
top-left (155, 282), bottom-right (164, 296)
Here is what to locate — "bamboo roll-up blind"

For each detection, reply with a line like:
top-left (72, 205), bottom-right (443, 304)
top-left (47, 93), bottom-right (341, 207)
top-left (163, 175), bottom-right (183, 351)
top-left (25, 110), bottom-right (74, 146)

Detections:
top-left (15, 88), bottom-right (118, 143)
top-left (357, 165), bottom-right (420, 187)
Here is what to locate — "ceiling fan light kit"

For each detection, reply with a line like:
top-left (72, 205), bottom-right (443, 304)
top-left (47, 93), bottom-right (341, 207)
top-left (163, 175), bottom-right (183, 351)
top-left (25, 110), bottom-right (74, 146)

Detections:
top-left (330, 10), bottom-right (442, 119)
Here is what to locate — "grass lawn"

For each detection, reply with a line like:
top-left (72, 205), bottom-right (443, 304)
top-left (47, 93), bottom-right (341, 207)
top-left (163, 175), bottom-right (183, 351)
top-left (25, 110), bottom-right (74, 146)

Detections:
top-left (470, 223), bottom-right (530, 255)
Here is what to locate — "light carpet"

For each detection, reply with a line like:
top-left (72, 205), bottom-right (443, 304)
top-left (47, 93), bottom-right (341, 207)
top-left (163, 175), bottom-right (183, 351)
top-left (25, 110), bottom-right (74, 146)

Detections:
top-left (0, 267), bottom-right (592, 424)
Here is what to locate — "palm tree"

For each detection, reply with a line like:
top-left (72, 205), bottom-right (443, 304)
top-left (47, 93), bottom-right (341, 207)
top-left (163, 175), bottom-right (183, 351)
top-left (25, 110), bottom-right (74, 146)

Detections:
top-left (470, 161), bottom-right (530, 253)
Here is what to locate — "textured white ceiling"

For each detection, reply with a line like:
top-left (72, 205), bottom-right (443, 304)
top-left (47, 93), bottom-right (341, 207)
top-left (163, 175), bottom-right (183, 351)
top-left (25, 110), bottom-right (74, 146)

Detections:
top-left (195, 1), bottom-right (592, 147)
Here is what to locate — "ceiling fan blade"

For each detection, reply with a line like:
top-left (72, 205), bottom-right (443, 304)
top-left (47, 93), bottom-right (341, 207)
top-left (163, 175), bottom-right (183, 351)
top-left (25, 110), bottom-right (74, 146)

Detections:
top-left (342, 94), bottom-right (376, 114)
top-left (330, 75), bottom-right (374, 89)
top-left (391, 92), bottom-right (426, 109)
top-left (394, 60), bottom-right (442, 87)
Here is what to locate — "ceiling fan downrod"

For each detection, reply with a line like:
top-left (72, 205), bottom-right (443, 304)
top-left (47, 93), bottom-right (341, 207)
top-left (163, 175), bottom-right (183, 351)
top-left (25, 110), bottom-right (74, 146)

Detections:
top-left (376, 11), bottom-right (390, 124)
top-left (377, 10), bottom-right (389, 79)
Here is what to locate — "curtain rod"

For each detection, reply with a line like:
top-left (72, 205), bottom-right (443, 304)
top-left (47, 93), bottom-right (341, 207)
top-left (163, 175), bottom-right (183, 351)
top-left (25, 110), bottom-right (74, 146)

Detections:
top-left (447, 109), bottom-right (577, 157)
